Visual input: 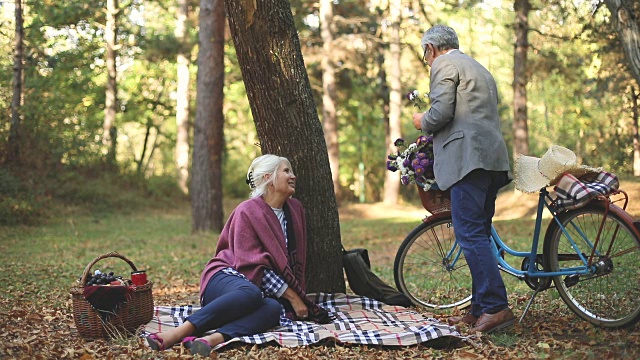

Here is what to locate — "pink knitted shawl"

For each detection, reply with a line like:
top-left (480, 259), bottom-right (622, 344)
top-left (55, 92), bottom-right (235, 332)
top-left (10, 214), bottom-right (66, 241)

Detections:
top-left (199, 196), bottom-right (308, 302)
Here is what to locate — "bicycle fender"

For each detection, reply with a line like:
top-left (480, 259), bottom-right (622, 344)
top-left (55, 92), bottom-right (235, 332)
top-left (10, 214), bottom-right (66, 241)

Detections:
top-left (422, 210), bottom-right (452, 223)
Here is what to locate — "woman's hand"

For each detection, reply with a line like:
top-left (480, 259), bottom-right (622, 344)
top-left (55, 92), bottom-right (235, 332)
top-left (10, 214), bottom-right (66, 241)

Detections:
top-left (282, 288), bottom-right (308, 319)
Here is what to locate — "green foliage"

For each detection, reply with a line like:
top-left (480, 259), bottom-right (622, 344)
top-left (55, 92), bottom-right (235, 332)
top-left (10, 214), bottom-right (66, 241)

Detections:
top-left (0, 165), bottom-right (187, 226)
top-left (0, 168), bottom-right (50, 225)
top-left (3, 0), bottom-right (639, 209)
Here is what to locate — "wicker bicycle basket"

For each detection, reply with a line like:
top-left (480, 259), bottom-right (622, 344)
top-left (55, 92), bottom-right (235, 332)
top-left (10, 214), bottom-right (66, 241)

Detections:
top-left (69, 252), bottom-right (154, 339)
top-left (417, 185), bottom-right (451, 214)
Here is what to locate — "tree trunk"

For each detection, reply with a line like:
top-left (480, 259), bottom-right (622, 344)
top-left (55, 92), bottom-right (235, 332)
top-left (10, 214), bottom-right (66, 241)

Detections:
top-left (513, 0), bottom-right (530, 158)
top-left (604, 0), bottom-right (640, 87)
top-left (7, 0), bottom-right (24, 165)
top-left (225, 0), bottom-right (344, 293)
top-left (632, 88), bottom-right (640, 176)
top-left (320, 0), bottom-right (341, 203)
top-left (175, 0), bottom-right (191, 194)
top-left (383, 0), bottom-right (402, 205)
top-left (103, 0), bottom-right (119, 165)
top-left (191, 0), bottom-right (225, 233)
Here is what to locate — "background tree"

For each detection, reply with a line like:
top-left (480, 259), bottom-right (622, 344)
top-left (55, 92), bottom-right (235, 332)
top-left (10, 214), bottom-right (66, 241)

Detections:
top-left (382, 0), bottom-right (402, 205)
top-left (225, 0), bottom-right (344, 293)
top-left (600, 0), bottom-right (640, 173)
top-left (513, 0), bottom-right (531, 158)
top-left (191, 0), bottom-right (225, 233)
top-left (320, 0), bottom-right (341, 202)
top-left (104, 0), bottom-right (120, 165)
top-left (175, 0), bottom-right (192, 194)
top-left (7, 0), bottom-right (23, 165)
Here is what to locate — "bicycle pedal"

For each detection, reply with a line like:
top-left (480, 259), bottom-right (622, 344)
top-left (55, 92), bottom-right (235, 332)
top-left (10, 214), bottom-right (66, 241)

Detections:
top-left (564, 274), bottom-right (579, 288)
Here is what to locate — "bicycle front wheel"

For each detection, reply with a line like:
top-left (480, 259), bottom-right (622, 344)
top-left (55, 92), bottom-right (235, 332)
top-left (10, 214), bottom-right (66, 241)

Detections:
top-left (394, 216), bottom-right (472, 310)
top-left (544, 204), bottom-right (640, 329)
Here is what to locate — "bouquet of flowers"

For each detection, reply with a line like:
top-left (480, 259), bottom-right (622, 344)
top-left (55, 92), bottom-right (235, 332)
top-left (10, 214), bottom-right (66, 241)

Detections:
top-left (386, 135), bottom-right (436, 190)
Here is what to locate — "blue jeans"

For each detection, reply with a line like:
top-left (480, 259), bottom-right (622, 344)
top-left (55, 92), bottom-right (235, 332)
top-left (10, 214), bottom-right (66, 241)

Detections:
top-left (450, 169), bottom-right (509, 316)
top-left (186, 271), bottom-right (282, 338)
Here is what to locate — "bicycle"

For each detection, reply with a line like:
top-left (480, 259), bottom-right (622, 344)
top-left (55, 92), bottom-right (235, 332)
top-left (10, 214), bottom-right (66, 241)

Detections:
top-left (393, 182), bottom-right (640, 329)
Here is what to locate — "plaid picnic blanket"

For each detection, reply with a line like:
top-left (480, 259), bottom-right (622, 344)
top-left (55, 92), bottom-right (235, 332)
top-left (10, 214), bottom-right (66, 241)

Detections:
top-left (143, 293), bottom-right (461, 349)
top-left (554, 171), bottom-right (619, 211)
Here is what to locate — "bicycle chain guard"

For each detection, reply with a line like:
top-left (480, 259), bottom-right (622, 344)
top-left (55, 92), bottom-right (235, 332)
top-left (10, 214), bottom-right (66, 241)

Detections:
top-left (520, 255), bottom-right (552, 291)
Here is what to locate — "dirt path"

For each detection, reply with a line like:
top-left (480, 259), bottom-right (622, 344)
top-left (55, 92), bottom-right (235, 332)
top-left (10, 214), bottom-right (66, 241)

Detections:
top-left (339, 180), bottom-right (640, 220)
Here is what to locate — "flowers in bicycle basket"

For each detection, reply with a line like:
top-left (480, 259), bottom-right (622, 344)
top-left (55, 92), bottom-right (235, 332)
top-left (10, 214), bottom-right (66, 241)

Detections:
top-left (386, 135), bottom-right (436, 190)
top-left (406, 90), bottom-right (429, 110)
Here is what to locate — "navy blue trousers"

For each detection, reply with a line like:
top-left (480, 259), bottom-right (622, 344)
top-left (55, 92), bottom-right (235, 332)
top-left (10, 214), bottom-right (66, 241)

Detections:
top-left (450, 169), bottom-right (509, 317)
top-left (186, 271), bottom-right (282, 338)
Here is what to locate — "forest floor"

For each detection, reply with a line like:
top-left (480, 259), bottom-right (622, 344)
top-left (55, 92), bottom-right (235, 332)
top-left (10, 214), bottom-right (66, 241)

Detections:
top-left (1, 181), bottom-right (640, 359)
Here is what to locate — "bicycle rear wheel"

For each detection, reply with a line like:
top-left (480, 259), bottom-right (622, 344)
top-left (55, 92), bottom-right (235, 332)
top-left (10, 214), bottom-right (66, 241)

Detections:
top-left (544, 204), bottom-right (640, 328)
top-left (394, 216), bottom-right (472, 309)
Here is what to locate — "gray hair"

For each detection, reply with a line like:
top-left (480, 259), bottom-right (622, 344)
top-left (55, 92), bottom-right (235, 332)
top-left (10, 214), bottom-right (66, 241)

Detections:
top-left (421, 25), bottom-right (459, 52)
top-left (246, 154), bottom-right (293, 199)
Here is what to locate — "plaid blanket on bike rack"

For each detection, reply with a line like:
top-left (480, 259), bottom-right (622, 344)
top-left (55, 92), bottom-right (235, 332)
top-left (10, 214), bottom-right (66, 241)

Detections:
top-left (554, 171), bottom-right (619, 211)
top-left (143, 293), bottom-right (461, 349)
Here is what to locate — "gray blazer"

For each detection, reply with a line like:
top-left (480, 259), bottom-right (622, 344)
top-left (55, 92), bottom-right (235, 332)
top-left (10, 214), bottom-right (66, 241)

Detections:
top-left (421, 50), bottom-right (510, 190)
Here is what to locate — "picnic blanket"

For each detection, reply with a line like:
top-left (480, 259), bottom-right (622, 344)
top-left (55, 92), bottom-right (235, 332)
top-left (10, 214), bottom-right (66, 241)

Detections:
top-left (143, 293), bottom-right (461, 350)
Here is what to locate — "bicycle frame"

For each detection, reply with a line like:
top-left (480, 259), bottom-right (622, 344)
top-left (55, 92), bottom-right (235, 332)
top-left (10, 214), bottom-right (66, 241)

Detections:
top-left (450, 188), bottom-right (601, 280)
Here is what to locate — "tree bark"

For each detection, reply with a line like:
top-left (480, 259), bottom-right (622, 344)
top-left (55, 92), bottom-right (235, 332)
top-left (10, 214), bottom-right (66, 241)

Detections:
top-left (175, 0), bottom-right (191, 194)
top-left (604, 0), bottom-right (640, 87)
top-left (225, 0), bottom-right (344, 293)
top-left (513, 0), bottom-right (530, 158)
top-left (191, 0), bottom-right (225, 233)
top-left (320, 0), bottom-right (341, 202)
top-left (632, 88), bottom-right (640, 176)
top-left (7, 0), bottom-right (24, 165)
top-left (103, 0), bottom-right (119, 165)
top-left (383, 0), bottom-right (402, 205)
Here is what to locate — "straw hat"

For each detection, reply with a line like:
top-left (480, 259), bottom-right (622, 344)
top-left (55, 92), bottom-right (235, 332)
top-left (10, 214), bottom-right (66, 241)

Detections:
top-left (514, 145), bottom-right (602, 193)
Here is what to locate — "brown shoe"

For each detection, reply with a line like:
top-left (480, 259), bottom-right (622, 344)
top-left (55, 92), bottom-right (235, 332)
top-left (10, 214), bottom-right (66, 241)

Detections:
top-left (470, 308), bottom-right (515, 333)
top-left (447, 312), bottom-right (478, 326)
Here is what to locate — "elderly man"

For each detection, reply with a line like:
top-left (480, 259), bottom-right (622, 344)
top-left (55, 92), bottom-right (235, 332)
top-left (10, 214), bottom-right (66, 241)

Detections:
top-left (412, 25), bottom-right (514, 333)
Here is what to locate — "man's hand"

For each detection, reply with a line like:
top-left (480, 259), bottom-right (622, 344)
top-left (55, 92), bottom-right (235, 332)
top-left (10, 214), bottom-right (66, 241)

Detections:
top-left (412, 112), bottom-right (425, 130)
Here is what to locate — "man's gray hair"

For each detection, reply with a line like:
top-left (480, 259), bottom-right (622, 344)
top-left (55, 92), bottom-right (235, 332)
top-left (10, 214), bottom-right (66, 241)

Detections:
top-left (421, 25), bottom-right (459, 52)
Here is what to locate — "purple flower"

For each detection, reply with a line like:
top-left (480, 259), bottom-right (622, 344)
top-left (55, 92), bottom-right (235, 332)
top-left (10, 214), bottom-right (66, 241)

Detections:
top-left (412, 158), bottom-right (421, 168)
top-left (394, 138), bottom-right (405, 147)
top-left (386, 161), bottom-right (398, 172)
top-left (420, 158), bottom-right (429, 167)
top-left (401, 175), bottom-right (410, 185)
top-left (403, 158), bottom-right (411, 167)
top-left (416, 135), bottom-right (428, 146)
top-left (417, 152), bottom-right (426, 159)
top-left (414, 166), bottom-right (425, 175)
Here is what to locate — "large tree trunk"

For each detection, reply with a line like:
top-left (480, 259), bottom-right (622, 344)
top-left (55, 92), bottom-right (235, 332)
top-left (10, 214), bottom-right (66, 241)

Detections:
top-left (225, 0), bottom-right (344, 293)
top-left (604, 0), bottom-right (640, 86)
top-left (175, 0), bottom-right (191, 194)
top-left (103, 0), bottom-right (119, 165)
top-left (7, 0), bottom-right (23, 165)
top-left (382, 0), bottom-right (402, 204)
top-left (513, 0), bottom-right (530, 158)
top-left (191, 0), bottom-right (225, 233)
top-left (320, 0), bottom-right (341, 202)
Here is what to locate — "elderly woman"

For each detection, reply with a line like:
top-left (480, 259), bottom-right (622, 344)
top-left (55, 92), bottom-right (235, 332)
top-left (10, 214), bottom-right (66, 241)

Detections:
top-left (146, 155), bottom-right (330, 356)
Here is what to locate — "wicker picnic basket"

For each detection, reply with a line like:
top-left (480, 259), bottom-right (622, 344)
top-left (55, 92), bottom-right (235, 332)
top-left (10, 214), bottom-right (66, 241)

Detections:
top-left (417, 185), bottom-right (451, 214)
top-left (69, 252), bottom-right (154, 339)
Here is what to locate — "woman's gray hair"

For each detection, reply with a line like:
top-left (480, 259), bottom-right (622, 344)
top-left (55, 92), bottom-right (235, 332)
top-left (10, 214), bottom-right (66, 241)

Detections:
top-left (246, 154), bottom-right (293, 199)
top-left (421, 25), bottom-right (459, 52)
